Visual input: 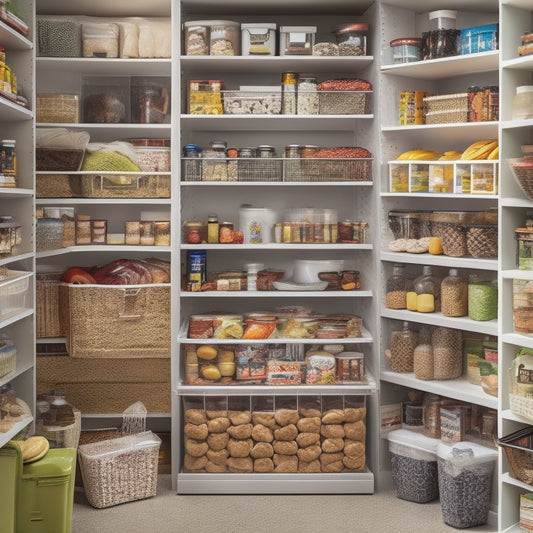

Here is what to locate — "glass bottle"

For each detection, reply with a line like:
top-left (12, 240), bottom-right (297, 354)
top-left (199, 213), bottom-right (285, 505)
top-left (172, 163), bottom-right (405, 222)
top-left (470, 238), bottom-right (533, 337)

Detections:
top-left (282, 72), bottom-right (297, 115)
top-left (388, 321), bottom-right (418, 373)
top-left (441, 268), bottom-right (468, 317)
top-left (297, 75), bottom-right (318, 115)
top-left (413, 265), bottom-right (441, 313)
top-left (207, 214), bottom-right (219, 244)
top-left (386, 263), bottom-right (407, 309)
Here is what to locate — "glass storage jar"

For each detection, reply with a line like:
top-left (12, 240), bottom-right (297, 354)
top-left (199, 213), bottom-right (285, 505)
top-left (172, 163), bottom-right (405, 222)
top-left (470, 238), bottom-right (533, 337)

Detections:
top-left (297, 75), bottom-right (318, 115)
top-left (414, 343), bottom-right (434, 381)
top-left (432, 326), bottom-right (462, 380)
top-left (390, 38), bottom-right (422, 63)
top-left (388, 321), bottom-right (418, 373)
top-left (333, 22), bottom-right (369, 56)
top-left (386, 263), bottom-right (407, 309)
top-left (414, 265), bottom-right (441, 313)
top-left (202, 140), bottom-right (228, 181)
top-left (441, 268), bottom-right (468, 317)
top-left (468, 278), bottom-right (497, 321)
top-left (516, 227), bottom-right (533, 270)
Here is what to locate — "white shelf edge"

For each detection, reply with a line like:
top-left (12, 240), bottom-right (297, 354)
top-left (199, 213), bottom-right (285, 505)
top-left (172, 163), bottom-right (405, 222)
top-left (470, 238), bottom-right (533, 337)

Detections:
top-left (0, 20), bottom-right (32, 50)
top-left (380, 309), bottom-right (498, 336)
top-left (36, 337), bottom-right (66, 344)
top-left (382, 122), bottom-right (499, 133)
top-left (81, 413), bottom-right (171, 419)
top-left (501, 472), bottom-right (533, 492)
top-left (176, 470), bottom-right (374, 495)
top-left (0, 252), bottom-right (34, 267)
top-left (380, 251), bottom-right (498, 271)
top-left (0, 360), bottom-right (33, 388)
top-left (380, 192), bottom-right (498, 200)
top-left (36, 245), bottom-right (170, 258)
top-left (380, 370), bottom-right (498, 409)
top-left (181, 181), bottom-right (374, 187)
top-left (0, 187), bottom-right (33, 198)
top-left (180, 243), bottom-right (373, 251)
top-left (501, 408), bottom-right (533, 424)
top-left (501, 119), bottom-right (533, 130)
top-left (36, 198), bottom-right (171, 205)
top-left (502, 269), bottom-right (533, 280)
top-left (0, 416), bottom-right (33, 448)
top-left (179, 290), bottom-right (373, 298)
top-left (502, 333), bottom-right (533, 349)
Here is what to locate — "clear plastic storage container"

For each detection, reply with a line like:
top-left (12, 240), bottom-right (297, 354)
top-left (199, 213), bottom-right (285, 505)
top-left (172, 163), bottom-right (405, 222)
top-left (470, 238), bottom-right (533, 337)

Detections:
top-left (279, 26), bottom-right (316, 56)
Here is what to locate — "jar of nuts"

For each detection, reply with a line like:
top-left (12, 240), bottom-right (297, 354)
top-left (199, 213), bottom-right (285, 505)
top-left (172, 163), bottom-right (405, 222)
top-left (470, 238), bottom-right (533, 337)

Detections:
top-left (389, 321), bottom-right (418, 373)
top-left (386, 263), bottom-right (407, 309)
top-left (441, 268), bottom-right (468, 317)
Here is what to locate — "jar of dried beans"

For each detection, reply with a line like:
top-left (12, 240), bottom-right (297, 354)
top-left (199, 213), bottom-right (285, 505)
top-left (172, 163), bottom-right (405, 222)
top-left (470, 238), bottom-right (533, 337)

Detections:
top-left (441, 268), bottom-right (468, 317)
top-left (388, 321), bottom-right (418, 373)
top-left (386, 263), bottom-right (407, 309)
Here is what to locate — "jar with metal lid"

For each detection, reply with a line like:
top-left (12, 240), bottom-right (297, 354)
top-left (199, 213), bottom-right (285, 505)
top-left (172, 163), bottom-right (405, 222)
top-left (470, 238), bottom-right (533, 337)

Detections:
top-left (297, 75), bottom-right (318, 115)
top-left (300, 145), bottom-right (319, 158)
top-left (183, 220), bottom-right (205, 244)
top-left (183, 143), bottom-right (202, 181)
top-left (239, 147), bottom-right (256, 158)
top-left (285, 145), bottom-right (301, 158)
top-left (390, 38), bottom-right (422, 63)
top-left (512, 86), bottom-right (533, 121)
top-left (389, 321), bottom-right (418, 373)
top-left (257, 145), bottom-right (276, 158)
top-left (386, 264), bottom-right (407, 309)
top-left (441, 268), bottom-right (468, 317)
top-left (207, 214), bottom-right (219, 244)
top-left (333, 22), bottom-right (369, 56)
top-left (219, 221), bottom-right (234, 243)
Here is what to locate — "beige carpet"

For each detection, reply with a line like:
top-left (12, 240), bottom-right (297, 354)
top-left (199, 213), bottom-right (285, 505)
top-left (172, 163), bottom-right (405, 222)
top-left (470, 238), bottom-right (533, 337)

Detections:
top-left (72, 475), bottom-right (498, 533)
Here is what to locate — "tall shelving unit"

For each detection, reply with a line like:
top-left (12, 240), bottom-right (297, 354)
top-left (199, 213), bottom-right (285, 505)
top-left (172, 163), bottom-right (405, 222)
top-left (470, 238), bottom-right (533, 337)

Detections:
top-left (376, 0), bottom-right (500, 525)
top-left (499, 1), bottom-right (533, 531)
top-left (0, 1), bottom-right (35, 446)
top-left (174, 0), bottom-right (381, 494)
top-left (34, 0), bottom-right (175, 431)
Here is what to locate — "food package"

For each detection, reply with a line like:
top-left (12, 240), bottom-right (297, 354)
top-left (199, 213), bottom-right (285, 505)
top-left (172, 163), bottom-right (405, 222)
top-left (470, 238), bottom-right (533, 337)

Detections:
top-left (305, 350), bottom-right (336, 384)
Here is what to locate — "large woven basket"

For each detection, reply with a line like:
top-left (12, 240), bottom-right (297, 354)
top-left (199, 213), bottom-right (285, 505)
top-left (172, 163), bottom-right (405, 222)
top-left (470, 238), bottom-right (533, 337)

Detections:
top-left (284, 158), bottom-right (372, 182)
top-left (431, 221), bottom-right (467, 257)
top-left (499, 427), bottom-right (533, 485)
top-left (78, 431), bottom-right (161, 508)
top-left (466, 224), bottom-right (498, 258)
top-left (510, 158), bottom-right (533, 200)
top-left (36, 273), bottom-right (64, 338)
top-left (60, 283), bottom-right (171, 358)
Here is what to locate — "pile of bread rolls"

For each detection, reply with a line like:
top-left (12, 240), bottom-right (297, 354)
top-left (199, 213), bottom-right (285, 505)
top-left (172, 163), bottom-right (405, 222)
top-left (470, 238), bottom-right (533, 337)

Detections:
top-left (183, 405), bottom-right (366, 473)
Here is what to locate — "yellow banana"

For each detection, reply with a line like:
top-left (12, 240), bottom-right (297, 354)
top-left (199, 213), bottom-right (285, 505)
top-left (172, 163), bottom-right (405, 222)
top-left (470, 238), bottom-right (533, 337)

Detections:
top-left (397, 149), bottom-right (441, 161)
top-left (487, 146), bottom-right (499, 160)
top-left (460, 139), bottom-right (498, 160)
top-left (438, 151), bottom-right (463, 161)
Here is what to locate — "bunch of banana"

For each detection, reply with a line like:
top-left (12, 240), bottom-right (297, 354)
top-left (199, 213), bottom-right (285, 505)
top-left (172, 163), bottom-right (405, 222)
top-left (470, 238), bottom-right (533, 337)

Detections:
top-left (396, 149), bottom-right (442, 161)
top-left (460, 139), bottom-right (498, 160)
top-left (438, 150), bottom-right (463, 161)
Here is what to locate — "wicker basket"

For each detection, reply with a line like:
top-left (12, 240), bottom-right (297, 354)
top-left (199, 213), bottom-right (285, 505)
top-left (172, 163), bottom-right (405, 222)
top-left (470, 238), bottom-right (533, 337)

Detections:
top-left (36, 174), bottom-right (82, 198)
top-left (318, 91), bottom-right (371, 115)
top-left (499, 427), bottom-right (533, 485)
top-left (60, 283), bottom-right (171, 358)
top-left (466, 224), bottom-right (498, 258)
top-left (509, 158), bottom-right (533, 200)
top-left (431, 221), bottom-right (467, 257)
top-left (284, 158), bottom-right (372, 182)
top-left (424, 93), bottom-right (468, 124)
top-left (238, 158), bottom-right (283, 181)
top-left (78, 431), bottom-right (161, 508)
top-left (36, 273), bottom-right (64, 338)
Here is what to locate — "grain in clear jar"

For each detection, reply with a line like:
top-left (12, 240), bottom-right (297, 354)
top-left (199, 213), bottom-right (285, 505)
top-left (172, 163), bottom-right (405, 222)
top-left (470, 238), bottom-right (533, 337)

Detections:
top-left (441, 268), bottom-right (468, 317)
top-left (202, 140), bottom-right (228, 181)
top-left (297, 75), bottom-right (319, 115)
top-left (154, 221), bottom-right (170, 246)
top-left (386, 263), bottom-right (407, 309)
top-left (389, 322), bottom-right (418, 373)
top-left (183, 144), bottom-right (202, 181)
top-left (414, 343), bottom-right (434, 380)
top-left (432, 327), bottom-right (462, 380)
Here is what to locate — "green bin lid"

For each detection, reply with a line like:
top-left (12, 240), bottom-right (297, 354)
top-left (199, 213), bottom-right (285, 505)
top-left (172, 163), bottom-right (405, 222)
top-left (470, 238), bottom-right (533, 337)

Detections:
top-left (22, 448), bottom-right (76, 479)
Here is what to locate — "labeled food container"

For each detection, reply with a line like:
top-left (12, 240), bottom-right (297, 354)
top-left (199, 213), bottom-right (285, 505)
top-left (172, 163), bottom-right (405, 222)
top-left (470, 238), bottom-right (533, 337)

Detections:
top-left (335, 351), bottom-right (365, 383)
top-left (239, 206), bottom-right (276, 244)
top-left (188, 79), bottom-right (224, 115)
top-left (279, 26), bottom-right (316, 56)
top-left (0, 216), bottom-right (22, 257)
top-left (36, 218), bottom-right (64, 252)
top-left (388, 429), bottom-right (440, 503)
top-left (241, 23), bottom-right (276, 55)
top-left (517, 228), bottom-right (533, 269)
top-left (458, 23), bottom-right (498, 55)
top-left (390, 38), bottom-right (422, 63)
top-left (36, 94), bottom-right (80, 123)
top-left (333, 22), bottom-right (369, 56)
top-left (78, 431), bottom-right (161, 508)
top-left (437, 441), bottom-right (497, 529)
top-left (82, 21), bottom-right (119, 58)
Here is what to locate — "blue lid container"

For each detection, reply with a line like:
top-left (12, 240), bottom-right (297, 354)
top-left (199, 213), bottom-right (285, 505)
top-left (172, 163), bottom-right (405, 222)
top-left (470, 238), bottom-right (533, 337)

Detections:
top-left (458, 23), bottom-right (498, 55)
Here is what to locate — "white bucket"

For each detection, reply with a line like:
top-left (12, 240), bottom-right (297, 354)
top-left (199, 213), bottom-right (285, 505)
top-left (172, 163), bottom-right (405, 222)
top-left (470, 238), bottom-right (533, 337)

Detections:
top-left (239, 206), bottom-right (276, 244)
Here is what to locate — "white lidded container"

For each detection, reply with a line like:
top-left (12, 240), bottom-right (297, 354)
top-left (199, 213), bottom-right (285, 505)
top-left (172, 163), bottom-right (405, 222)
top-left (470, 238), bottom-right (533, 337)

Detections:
top-left (279, 26), bottom-right (317, 56)
top-left (387, 428), bottom-right (440, 503)
top-left (292, 259), bottom-right (344, 284)
top-left (239, 205), bottom-right (276, 244)
top-left (241, 23), bottom-right (276, 55)
top-left (437, 441), bottom-right (497, 529)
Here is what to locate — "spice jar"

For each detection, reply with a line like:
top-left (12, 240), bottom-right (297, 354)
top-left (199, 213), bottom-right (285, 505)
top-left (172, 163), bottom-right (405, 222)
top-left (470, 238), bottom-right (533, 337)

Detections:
top-left (414, 265), bottom-right (441, 313)
top-left (388, 321), bottom-right (418, 373)
top-left (333, 22), bottom-right (369, 56)
top-left (441, 268), bottom-right (468, 317)
top-left (390, 38), bottom-right (422, 63)
top-left (432, 327), bottom-right (462, 380)
top-left (183, 220), bottom-right (205, 244)
top-left (281, 72), bottom-right (297, 115)
top-left (386, 263), bottom-right (407, 309)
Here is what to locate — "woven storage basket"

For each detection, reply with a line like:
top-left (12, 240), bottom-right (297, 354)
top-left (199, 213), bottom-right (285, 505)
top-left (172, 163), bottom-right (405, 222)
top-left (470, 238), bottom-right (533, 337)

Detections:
top-left (318, 91), bottom-right (370, 115)
top-left (0, 336), bottom-right (16, 379)
top-left (36, 272), bottom-right (64, 338)
top-left (78, 431), bottom-right (161, 508)
top-left (431, 221), bottom-right (467, 257)
top-left (509, 158), bottom-right (533, 200)
top-left (499, 427), bottom-right (533, 485)
top-left (36, 174), bottom-right (82, 198)
top-left (510, 394), bottom-right (533, 423)
top-left (284, 158), bottom-right (372, 182)
top-left (237, 159), bottom-right (283, 181)
top-left (466, 224), bottom-right (498, 258)
top-left (60, 283), bottom-right (171, 358)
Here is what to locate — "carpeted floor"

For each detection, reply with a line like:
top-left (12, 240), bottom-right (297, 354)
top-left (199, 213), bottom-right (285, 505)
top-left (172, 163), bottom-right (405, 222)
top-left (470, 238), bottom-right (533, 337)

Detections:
top-left (72, 475), bottom-right (498, 533)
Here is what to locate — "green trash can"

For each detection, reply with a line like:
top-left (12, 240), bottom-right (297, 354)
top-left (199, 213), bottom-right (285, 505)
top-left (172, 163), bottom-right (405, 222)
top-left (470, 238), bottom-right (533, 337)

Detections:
top-left (3, 442), bottom-right (77, 533)
top-left (0, 444), bottom-right (18, 533)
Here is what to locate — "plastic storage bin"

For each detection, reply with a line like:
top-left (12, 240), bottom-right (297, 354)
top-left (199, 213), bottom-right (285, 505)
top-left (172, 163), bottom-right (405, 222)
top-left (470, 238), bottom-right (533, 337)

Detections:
top-left (437, 441), bottom-right (497, 529)
top-left (458, 23), bottom-right (498, 55)
top-left (0, 444), bottom-right (17, 533)
top-left (388, 429), bottom-right (440, 503)
top-left (279, 26), bottom-right (316, 55)
top-left (78, 431), bottom-right (161, 508)
top-left (241, 23), bottom-right (276, 55)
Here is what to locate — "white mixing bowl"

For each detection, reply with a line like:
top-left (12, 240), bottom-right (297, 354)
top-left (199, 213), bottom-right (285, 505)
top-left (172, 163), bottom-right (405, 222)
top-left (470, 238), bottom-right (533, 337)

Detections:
top-left (292, 259), bottom-right (344, 284)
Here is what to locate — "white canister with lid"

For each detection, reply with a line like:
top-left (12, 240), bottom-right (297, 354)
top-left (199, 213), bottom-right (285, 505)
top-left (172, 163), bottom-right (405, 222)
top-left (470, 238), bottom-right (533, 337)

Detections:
top-left (241, 23), bottom-right (276, 56)
top-left (239, 205), bottom-right (276, 244)
top-left (512, 86), bottom-right (533, 121)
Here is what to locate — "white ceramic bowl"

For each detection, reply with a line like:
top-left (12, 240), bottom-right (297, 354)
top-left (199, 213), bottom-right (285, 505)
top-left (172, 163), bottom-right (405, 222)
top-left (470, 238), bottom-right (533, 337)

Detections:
top-left (292, 259), bottom-right (344, 284)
